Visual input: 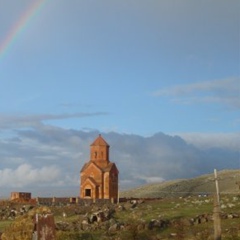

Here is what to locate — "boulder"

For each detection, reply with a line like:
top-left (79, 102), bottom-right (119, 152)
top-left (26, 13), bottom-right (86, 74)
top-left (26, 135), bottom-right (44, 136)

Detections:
top-left (108, 223), bottom-right (120, 233)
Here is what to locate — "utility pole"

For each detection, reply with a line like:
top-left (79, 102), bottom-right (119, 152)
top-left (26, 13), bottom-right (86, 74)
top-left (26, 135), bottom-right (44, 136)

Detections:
top-left (213, 169), bottom-right (221, 240)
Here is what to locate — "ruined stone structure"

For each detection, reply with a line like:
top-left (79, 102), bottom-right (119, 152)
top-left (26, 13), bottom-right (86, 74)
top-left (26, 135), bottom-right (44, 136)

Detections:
top-left (80, 135), bottom-right (119, 202)
top-left (10, 192), bottom-right (31, 201)
top-left (33, 213), bottom-right (56, 240)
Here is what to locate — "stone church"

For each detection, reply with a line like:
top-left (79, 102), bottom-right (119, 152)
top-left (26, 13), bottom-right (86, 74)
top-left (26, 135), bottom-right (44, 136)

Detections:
top-left (80, 135), bottom-right (119, 202)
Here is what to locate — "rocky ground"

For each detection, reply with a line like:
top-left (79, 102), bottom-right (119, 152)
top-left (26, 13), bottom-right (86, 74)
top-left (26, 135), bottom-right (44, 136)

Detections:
top-left (0, 194), bottom-right (240, 239)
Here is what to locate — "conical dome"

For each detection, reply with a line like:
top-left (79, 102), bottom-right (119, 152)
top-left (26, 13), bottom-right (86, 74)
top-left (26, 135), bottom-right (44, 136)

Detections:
top-left (90, 134), bottom-right (109, 147)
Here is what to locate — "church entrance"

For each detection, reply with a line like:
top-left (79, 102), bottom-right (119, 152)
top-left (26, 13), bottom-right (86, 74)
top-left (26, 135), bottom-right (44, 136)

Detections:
top-left (85, 189), bottom-right (91, 197)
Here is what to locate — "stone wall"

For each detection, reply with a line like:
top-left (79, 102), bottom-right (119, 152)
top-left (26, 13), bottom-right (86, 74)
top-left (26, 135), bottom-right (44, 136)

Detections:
top-left (36, 197), bottom-right (112, 206)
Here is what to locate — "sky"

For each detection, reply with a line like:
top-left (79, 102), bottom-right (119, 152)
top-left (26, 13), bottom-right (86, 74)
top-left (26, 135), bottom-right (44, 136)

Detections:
top-left (0, 0), bottom-right (239, 197)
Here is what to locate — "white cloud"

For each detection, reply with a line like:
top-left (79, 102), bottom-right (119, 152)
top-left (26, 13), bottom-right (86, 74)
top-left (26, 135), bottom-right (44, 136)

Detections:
top-left (153, 77), bottom-right (240, 109)
top-left (0, 112), bottom-right (108, 130)
top-left (175, 132), bottom-right (240, 151)
top-left (0, 164), bottom-right (61, 187)
top-left (133, 174), bottom-right (165, 184)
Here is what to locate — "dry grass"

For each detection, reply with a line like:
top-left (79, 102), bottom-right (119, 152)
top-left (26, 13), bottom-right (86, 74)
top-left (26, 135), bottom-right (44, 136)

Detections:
top-left (121, 169), bottom-right (240, 198)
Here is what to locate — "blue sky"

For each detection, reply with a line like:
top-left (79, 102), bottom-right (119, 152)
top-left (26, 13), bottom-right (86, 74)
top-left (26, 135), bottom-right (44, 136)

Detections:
top-left (0, 0), bottom-right (239, 196)
top-left (0, 0), bottom-right (239, 135)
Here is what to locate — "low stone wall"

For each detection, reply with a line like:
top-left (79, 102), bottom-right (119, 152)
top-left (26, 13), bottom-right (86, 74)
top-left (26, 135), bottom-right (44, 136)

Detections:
top-left (36, 197), bottom-right (113, 206)
top-left (36, 197), bottom-right (53, 206)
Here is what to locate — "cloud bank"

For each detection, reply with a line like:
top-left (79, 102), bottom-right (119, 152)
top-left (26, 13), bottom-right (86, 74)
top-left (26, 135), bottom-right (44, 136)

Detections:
top-left (0, 113), bottom-right (239, 197)
top-left (0, 164), bottom-right (60, 187)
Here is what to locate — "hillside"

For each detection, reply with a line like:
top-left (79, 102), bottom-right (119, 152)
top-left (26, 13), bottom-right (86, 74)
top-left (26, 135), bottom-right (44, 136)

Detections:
top-left (120, 169), bottom-right (240, 198)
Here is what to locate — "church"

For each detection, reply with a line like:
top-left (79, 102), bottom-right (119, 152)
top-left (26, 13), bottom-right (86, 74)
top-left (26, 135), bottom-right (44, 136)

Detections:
top-left (80, 135), bottom-right (119, 202)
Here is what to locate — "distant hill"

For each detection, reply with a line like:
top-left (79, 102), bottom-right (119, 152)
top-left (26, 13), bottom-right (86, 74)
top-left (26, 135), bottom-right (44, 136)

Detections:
top-left (120, 169), bottom-right (240, 198)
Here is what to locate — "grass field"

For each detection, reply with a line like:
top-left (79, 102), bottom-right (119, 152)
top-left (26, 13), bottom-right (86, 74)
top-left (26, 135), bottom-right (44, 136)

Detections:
top-left (1, 168), bottom-right (240, 239)
top-left (2, 194), bottom-right (239, 239)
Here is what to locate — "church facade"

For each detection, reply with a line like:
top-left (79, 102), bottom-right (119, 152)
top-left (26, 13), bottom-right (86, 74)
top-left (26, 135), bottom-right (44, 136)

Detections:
top-left (80, 135), bottom-right (119, 202)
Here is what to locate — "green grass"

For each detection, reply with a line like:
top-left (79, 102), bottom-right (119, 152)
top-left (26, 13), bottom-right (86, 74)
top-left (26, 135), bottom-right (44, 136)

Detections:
top-left (56, 231), bottom-right (102, 240)
top-left (0, 220), bottom-right (12, 232)
top-left (1, 195), bottom-right (240, 239)
top-left (55, 214), bottom-right (80, 223)
top-left (114, 196), bottom-right (240, 239)
top-left (116, 197), bottom-right (214, 221)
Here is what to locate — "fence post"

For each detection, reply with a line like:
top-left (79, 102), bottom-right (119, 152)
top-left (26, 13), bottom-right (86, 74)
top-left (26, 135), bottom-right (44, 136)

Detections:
top-left (213, 169), bottom-right (221, 240)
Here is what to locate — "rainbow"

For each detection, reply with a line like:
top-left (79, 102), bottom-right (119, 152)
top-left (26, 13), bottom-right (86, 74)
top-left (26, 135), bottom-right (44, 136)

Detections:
top-left (0, 0), bottom-right (48, 60)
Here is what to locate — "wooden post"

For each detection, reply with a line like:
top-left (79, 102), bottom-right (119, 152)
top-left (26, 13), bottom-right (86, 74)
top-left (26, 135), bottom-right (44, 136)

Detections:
top-left (214, 169), bottom-right (220, 204)
top-left (213, 169), bottom-right (221, 240)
